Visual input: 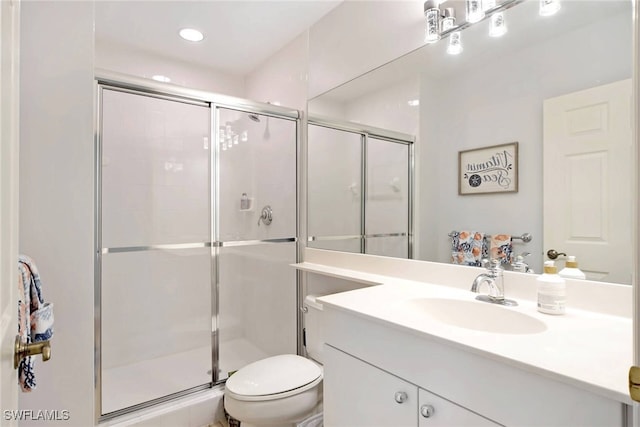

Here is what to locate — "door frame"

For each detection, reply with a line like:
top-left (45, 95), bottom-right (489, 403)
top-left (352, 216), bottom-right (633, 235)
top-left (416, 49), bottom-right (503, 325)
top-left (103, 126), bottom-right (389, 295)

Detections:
top-left (0, 0), bottom-right (20, 423)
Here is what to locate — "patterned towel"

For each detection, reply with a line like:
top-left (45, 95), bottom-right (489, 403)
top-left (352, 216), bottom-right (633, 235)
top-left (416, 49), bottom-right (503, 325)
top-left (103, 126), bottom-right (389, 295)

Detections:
top-left (489, 234), bottom-right (513, 266)
top-left (451, 231), bottom-right (485, 267)
top-left (18, 255), bottom-right (54, 392)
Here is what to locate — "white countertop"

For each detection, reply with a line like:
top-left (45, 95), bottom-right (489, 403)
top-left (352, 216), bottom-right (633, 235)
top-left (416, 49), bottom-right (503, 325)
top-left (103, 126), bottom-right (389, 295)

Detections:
top-left (295, 261), bottom-right (633, 405)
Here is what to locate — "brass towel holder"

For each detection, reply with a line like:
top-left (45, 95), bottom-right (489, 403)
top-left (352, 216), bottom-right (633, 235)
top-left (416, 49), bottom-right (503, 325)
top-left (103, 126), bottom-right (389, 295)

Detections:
top-left (14, 335), bottom-right (51, 369)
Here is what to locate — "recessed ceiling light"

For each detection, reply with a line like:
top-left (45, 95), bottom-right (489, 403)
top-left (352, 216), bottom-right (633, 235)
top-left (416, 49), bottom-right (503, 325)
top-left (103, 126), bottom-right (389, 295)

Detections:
top-left (152, 75), bottom-right (171, 83)
top-left (179, 28), bottom-right (204, 42)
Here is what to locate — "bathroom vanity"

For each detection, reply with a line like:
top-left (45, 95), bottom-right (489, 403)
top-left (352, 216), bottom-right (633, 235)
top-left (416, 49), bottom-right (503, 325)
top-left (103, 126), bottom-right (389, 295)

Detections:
top-left (295, 250), bottom-right (632, 427)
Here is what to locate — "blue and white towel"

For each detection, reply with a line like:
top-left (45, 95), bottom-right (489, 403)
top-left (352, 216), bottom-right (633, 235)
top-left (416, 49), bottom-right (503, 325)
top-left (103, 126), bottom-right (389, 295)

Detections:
top-left (18, 255), bottom-right (53, 392)
top-left (450, 231), bottom-right (485, 267)
top-left (489, 234), bottom-right (513, 266)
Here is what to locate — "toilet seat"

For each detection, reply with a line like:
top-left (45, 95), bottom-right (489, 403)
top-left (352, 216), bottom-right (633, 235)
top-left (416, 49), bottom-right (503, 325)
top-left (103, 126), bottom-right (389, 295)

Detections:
top-left (225, 354), bottom-right (323, 402)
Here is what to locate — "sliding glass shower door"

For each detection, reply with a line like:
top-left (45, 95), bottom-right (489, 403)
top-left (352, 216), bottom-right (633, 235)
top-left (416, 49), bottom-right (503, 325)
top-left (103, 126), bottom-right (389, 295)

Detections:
top-left (307, 122), bottom-right (413, 258)
top-left (98, 87), bottom-right (300, 417)
top-left (215, 108), bottom-right (298, 381)
top-left (99, 88), bottom-right (213, 414)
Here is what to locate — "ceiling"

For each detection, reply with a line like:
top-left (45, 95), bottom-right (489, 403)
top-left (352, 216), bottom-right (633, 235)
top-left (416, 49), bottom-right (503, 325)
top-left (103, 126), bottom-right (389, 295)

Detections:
top-left (95, 0), bottom-right (343, 76)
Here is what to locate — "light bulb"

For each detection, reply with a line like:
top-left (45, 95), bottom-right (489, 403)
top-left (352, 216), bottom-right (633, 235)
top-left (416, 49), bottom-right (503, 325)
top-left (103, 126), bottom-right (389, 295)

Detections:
top-left (489, 12), bottom-right (507, 37)
top-left (233, 135), bottom-right (239, 145)
top-left (424, 0), bottom-right (441, 44)
top-left (539, 0), bottom-right (561, 16)
top-left (241, 130), bottom-right (248, 142)
top-left (466, 0), bottom-right (485, 23)
top-left (441, 8), bottom-right (456, 32)
top-left (447, 31), bottom-right (463, 55)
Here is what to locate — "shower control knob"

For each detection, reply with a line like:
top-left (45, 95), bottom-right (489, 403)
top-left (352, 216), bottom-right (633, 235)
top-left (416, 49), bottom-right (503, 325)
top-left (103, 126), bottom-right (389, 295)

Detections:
top-left (394, 391), bottom-right (408, 404)
top-left (420, 404), bottom-right (435, 418)
top-left (257, 205), bottom-right (273, 226)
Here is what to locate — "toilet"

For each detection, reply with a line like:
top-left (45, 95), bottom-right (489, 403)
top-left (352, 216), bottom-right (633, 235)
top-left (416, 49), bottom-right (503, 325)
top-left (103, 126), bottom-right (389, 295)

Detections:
top-left (224, 295), bottom-right (325, 427)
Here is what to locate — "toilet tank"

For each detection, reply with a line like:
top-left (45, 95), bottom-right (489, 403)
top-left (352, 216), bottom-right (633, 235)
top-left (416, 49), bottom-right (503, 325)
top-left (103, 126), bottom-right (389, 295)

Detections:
top-left (303, 295), bottom-right (324, 364)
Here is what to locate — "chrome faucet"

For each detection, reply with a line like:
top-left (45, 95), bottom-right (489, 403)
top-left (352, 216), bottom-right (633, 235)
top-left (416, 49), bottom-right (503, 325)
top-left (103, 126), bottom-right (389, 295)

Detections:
top-left (471, 259), bottom-right (517, 306)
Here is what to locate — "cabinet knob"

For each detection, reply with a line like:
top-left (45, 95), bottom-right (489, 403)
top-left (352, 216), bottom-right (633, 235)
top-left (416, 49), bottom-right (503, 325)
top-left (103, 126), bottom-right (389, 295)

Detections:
top-left (420, 404), bottom-right (435, 418)
top-left (394, 391), bottom-right (408, 404)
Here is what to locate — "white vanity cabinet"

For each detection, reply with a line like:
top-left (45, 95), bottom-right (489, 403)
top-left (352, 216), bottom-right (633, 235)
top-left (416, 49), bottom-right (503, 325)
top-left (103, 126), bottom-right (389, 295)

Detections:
top-left (321, 303), bottom-right (626, 427)
top-left (324, 345), bottom-right (499, 427)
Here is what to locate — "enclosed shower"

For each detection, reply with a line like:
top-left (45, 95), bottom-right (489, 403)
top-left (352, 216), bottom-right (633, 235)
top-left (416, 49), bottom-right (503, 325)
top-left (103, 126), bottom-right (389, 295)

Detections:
top-left (95, 76), bottom-right (299, 418)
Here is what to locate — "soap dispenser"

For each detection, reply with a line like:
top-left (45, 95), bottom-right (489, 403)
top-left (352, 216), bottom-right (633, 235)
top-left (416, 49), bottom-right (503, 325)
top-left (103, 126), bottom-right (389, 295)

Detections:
top-left (536, 261), bottom-right (566, 315)
top-left (558, 256), bottom-right (586, 280)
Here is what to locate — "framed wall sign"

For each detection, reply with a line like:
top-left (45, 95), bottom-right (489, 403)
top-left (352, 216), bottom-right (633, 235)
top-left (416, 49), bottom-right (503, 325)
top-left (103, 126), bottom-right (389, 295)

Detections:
top-left (458, 142), bottom-right (518, 195)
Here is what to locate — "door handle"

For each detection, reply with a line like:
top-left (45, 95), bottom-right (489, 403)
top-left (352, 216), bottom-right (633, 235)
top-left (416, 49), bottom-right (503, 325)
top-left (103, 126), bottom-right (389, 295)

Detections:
top-left (546, 249), bottom-right (567, 260)
top-left (629, 366), bottom-right (640, 402)
top-left (14, 335), bottom-right (51, 369)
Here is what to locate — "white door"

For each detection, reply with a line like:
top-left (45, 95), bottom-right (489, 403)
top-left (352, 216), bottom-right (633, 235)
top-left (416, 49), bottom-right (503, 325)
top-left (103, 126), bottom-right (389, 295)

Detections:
top-left (0, 0), bottom-right (21, 424)
top-left (543, 79), bottom-right (632, 284)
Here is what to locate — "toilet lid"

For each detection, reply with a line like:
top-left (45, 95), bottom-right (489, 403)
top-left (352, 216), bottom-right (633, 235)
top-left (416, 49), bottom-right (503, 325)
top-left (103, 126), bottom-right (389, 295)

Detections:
top-left (226, 354), bottom-right (322, 397)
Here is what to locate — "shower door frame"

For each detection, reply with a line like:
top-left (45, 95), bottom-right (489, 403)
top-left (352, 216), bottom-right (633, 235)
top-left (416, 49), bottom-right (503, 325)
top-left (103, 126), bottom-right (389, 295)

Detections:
top-left (306, 116), bottom-right (415, 258)
top-left (94, 71), bottom-right (301, 422)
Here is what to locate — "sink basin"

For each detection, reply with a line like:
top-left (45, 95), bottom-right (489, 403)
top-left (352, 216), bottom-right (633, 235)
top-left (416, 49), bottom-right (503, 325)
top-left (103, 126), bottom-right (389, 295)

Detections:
top-left (403, 297), bottom-right (547, 334)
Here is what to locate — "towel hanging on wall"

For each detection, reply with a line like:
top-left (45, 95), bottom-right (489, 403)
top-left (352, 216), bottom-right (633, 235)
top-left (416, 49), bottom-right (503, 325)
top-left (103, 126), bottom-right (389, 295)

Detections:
top-left (450, 231), bottom-right (485, 267)
top-left (17, 255), bottom-right (54, 392)
top-left (489, 234), bottom-right (513, 266)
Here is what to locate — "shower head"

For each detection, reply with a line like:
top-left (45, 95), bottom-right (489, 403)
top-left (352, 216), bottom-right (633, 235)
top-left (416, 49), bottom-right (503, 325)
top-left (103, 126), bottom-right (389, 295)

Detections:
top-left (248, 113), bottom-right (260, 123)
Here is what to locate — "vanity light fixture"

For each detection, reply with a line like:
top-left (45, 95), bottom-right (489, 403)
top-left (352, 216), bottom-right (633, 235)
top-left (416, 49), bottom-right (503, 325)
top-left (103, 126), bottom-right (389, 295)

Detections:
top-left (179, 28), bottom-right (204, 42)
top-left (424, 0), bottom-right (442, 43)
top-left (483, 0), bottom-right (507, 37)
top-left (447, 31), bottom-right (463, 55)
top-left (466, 0), bottom-right (485, 24)
top-left (489, 12), bottom-right (507, 37)
top-left (539, 0), bottom-right (561, 16)
top-left (424, 1), bottom-right (457, 45)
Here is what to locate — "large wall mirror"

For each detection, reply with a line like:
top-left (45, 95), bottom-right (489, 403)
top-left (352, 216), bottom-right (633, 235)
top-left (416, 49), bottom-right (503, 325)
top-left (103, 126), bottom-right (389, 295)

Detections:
top-left (308, 0), bottom-right (633, 284)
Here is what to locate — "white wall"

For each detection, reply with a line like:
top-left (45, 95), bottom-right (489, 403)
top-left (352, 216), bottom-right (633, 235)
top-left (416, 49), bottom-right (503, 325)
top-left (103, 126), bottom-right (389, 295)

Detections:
top-left (344, 78), bottom-right (419, 136)
top-left (308, 0), bottom-right (425, 98)
top-left (95, 40), bottom-right (245, 97)
top-left (19, 2), bottom-right (95, 426)
top-left (245, 32), bottom-right (309, 111)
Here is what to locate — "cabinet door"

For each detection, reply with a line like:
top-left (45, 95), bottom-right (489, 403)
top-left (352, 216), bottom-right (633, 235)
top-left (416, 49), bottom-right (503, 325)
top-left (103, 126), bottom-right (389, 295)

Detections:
top-left (324, 345), bottom-right (417, 427)
top-left (418, 388), bottom-right (499, 427)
